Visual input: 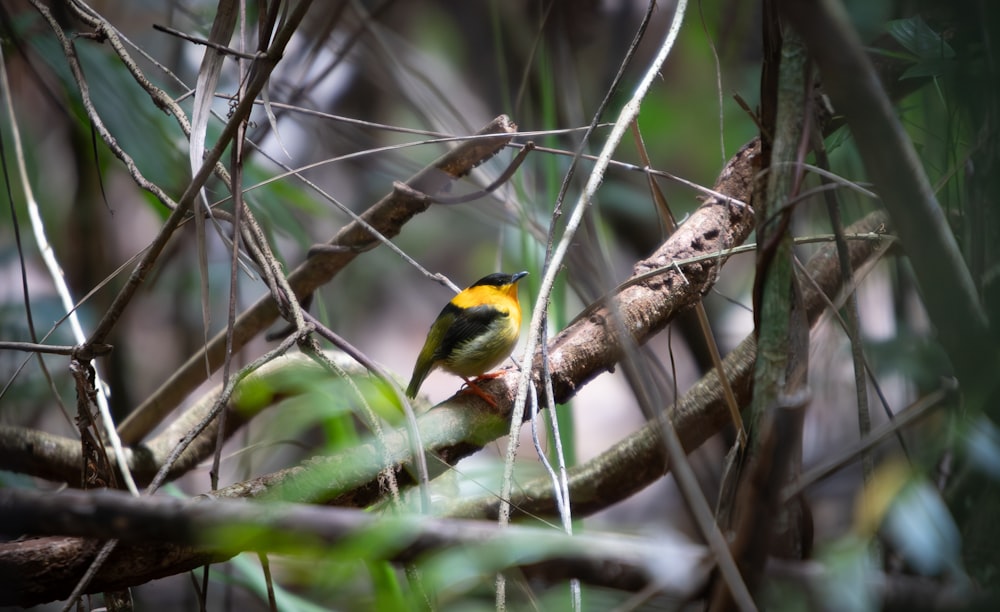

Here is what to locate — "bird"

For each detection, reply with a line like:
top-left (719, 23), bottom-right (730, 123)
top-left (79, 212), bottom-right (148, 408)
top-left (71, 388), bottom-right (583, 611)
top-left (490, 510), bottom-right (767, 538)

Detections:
top-left (406, 271), bottom-right (529, 406)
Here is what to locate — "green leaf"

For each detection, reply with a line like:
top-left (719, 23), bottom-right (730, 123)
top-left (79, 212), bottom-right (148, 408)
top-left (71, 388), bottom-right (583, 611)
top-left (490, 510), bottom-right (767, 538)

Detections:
top-left (962, 417), bottom-right (1000, 482)
top-left (901, 58), bottom-right (955, 79)
top-left (886, 17), bottom-right (955, 60)
top-left (813, 535), bottom-right (879, 612)
top-left (882, 479), bottom-right (964, 577)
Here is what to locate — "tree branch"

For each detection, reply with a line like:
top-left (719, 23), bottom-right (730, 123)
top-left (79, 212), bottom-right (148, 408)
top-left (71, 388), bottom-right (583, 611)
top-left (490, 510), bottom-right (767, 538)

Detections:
top-left (0, 159), bottom-right (892, 609)
top-left (447, 209), bottom-right (891, 520)
top-left (0, 487), bottom-right (710, 606)
top-left (116, 115), bottom-right (519, 444)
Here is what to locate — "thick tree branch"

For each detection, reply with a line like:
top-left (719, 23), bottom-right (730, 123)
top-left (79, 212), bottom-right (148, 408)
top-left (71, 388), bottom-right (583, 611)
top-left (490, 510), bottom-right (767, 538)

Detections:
top-left (0, 486), bottom-right (975, 609)
top-left (0, 188), bottom-right (892, 535)
top-left (0, 487), bottom-right (710, 606)
top-left (0, 162), bottom-right (892, 609)
top-left (0, 136), bottom-right (758, 491)
top-left (225, 139), bottom-right (760, 507)
top-left (448, 209), bottom-right (892, 520)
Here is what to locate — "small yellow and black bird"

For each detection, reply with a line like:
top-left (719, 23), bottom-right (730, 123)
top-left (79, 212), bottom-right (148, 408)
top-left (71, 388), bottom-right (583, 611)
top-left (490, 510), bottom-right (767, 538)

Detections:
top-left (406, 271), bottom-right (529, 406)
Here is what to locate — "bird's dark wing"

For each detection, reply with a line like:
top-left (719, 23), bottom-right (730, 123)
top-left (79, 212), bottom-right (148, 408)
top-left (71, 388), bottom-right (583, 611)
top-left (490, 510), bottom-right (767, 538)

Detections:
top-left (433, 302), bottom-right (504, 362)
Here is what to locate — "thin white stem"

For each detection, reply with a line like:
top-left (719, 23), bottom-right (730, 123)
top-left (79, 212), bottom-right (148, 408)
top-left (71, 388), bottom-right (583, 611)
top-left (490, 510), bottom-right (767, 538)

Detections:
top-left (495, 8), bottom-right (691, 612)
top-left (533, 378), bottom-right (581, 609)
top-left (0, 48), bottom-right (139, 496)
top-left (499, 0), bottom-right (689, 529)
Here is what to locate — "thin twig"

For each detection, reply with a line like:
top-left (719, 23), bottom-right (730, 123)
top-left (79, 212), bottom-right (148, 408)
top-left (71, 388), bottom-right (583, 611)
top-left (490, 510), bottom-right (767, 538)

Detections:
top-left (402, 141), bottom-right (536, 205)
top-left (152, 23), bottom-right (262, 60)
top-left (0, 32), bottom-right (140, 496)
top-left (117, 115), bottom-right (516, 444)
top-left (57, 327), bottom-right (309, 610)
top-left (303, 312), bottom-right (431, 511)
top-left (783, 381), bottom-right (954, 500)
top-left (630, 118), bottom-right (746, 444)
top-left (0, 341), bottom-right (111, 357)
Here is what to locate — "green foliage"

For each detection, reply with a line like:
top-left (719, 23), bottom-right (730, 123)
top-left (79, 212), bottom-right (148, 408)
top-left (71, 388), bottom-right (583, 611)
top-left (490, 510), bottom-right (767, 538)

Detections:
top-left (812, 535), bottom-right (880, 612)
top-left (24, 26), bottom-right (186, 203)
top-left (223, 554), bottom-right (332, 612)
top-left (885, 16), bottom-right (956, 79)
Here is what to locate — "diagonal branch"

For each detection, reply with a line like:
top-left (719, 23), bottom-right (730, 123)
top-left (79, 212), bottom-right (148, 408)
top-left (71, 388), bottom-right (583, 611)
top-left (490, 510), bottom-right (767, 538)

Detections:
top-left (79, 0), bottom-right (315, 349)
top-left (0, 487), bottom-right (710, 606)
top-left (448, 209), bottom-right (891, 521)
top-left (117, 115), bottom-right (519, 444)
top-left (0, 201), bottom-right (892, 610)
top-left (0, 134), bottom-right (757, 492)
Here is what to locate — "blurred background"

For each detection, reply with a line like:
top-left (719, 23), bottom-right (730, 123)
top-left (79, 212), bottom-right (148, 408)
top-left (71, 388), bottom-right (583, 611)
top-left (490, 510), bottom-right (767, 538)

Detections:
top-left (2, 0), bottom-right (996, 609)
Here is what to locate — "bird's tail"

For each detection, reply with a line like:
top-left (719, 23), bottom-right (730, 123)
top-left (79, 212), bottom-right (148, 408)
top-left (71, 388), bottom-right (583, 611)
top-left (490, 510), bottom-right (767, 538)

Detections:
top-left (406, 363), bottom-right (431, 398)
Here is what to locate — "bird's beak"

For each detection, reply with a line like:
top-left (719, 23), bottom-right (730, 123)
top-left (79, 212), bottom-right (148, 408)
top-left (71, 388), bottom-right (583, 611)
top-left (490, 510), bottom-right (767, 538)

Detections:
top-left (511, 271), bottom-right (529, 283)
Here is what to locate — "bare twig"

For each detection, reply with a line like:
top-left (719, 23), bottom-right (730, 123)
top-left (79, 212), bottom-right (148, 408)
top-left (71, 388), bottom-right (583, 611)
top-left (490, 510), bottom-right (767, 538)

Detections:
top-left (118, 115), bottom-right (518, 444)
top-left (152, 23), bottom-right (261, 60)
top-left (0, 341), bottom-right (111, 357)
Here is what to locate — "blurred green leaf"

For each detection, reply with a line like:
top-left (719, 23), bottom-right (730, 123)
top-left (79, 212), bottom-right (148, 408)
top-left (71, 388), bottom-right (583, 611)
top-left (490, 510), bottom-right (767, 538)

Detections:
top-left (224, 554), bottom-right (330, 612)
top-left (963, 417), bottom-right (1000, 481)
top-left (885, 17), bottom-right (956, 80)
top-left (366, 560), bottom-right (406, 612)
top-left (901, 58), bottom-right (955, 80)
top-left (815, 535), bottom-right (879, 612)
top-left (886, 17), bottom-right (955, 60)
top-left (26, 31), bottom-right (188, 201)
top-left (882, 478), bottom-right (964, 577)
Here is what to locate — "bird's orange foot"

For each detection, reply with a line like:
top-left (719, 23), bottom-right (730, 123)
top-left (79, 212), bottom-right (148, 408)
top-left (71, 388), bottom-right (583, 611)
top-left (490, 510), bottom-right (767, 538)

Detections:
top-left (459, 377), bottom-right (499, 408)
top-left (472, 371), bottom-right (504, 381)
